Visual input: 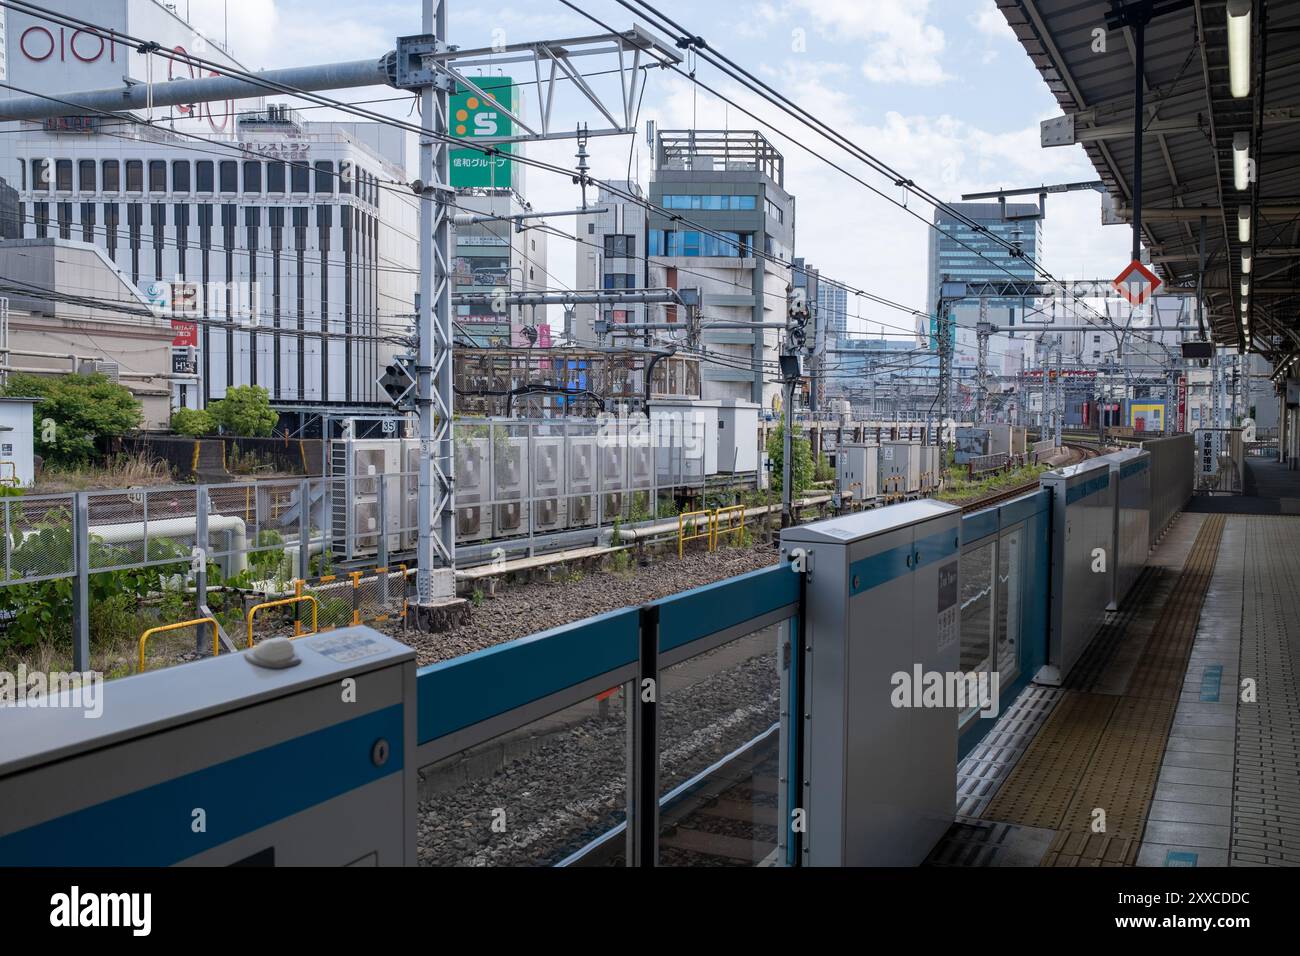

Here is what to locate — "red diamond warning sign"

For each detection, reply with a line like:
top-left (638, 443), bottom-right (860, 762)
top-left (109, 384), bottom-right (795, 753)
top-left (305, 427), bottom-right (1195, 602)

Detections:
top-left (1113, 259), bottom-right (1162, 305)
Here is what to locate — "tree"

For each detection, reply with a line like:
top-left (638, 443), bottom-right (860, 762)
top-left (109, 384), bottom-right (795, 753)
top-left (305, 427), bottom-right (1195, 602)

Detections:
top-left (0, 372), bottom-right (142, 466)
top-left (209, 385), bottom-right (278, 437)
top-left (766, 423), bottom-right (814, 496)
top-left (170, 407), bottom-right (215, 437)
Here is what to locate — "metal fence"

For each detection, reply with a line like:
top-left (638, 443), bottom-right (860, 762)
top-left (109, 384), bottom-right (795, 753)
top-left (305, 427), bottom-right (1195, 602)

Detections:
top-left (0, 413), bottom-right (735, 671)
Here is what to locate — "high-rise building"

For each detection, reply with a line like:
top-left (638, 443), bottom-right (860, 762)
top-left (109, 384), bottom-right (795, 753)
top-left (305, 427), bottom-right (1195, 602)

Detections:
top-left (926, 201), bottom-right (1042, 327)
top-left (816, 278), bottom-right (848, 347)
top-left (646, 130), bottom-right (795, 410)
top-left (0, 2), bottom-right (419, 431)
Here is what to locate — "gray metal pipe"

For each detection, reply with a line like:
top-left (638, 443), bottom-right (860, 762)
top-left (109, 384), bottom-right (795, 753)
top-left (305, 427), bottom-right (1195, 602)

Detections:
top-left (0, 57), bottom-right (392, 121)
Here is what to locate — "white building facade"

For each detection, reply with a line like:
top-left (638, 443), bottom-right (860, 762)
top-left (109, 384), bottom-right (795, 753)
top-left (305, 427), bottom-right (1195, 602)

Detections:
top-left (0, 1), bottom-right (418, 430)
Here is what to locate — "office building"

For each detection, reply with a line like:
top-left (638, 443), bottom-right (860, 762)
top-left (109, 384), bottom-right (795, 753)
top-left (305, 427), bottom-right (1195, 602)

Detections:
top-left (646, 129), bottom-right (795, 409)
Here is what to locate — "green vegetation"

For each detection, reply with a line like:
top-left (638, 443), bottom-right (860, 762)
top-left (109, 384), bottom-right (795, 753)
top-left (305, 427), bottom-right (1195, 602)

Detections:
top-left (936, 461), bottom-right (1049, 504)
top-left (208, 385), bottom-right (278, 437)
top-left (765, 423), bottom-right (814, 497)
top-left (170, 407), bottom-right (215, 437)
top-left (0, 505), bottom-right (193, 653)
top-left (1, 372), bottom-right (142, 467)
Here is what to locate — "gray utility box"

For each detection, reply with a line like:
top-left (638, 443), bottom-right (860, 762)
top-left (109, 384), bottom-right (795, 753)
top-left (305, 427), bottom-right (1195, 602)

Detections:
top-left (1104, 448), bottom-right (1151, 611)
top-left (781, 501), bottom-right (962, 866)
top-left (919, 444), bottom-right (942, 493)
top-left (879, 441), bottom-right (922, 494)
top-left (835, 442), bottom-right (879, 501)
top-left (1038, 460), bottom-right (1114, 685)
top-left (0, 627), bottom-right (417, 866)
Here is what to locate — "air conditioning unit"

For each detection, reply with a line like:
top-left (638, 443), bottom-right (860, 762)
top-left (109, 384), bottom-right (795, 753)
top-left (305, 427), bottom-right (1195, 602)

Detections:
top-left (533, 436), bottom-right (565, 495)
top-left (628, 442), bottom-right (654, 489)
top-left (494, 501), bottom-right (523, 535)
top-left (534, 497), bottom-right (564, 531)
top-left (569, 436), bottom-right (596, 493)
top-left (456, 505), bottom-right (488, 540)
top-left (568, 494), bottom-right (594, 528)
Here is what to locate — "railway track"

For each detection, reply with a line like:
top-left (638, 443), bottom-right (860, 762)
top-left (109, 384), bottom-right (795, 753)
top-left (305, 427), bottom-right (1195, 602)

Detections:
top-left (957, 440), bottom-right (1103, 514)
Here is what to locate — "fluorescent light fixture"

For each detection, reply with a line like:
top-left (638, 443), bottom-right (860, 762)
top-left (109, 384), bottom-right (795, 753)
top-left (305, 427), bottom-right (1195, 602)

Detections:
top-left (1242, 245), bottom-right (1252, 273)
top-left (1239, 204), bottom-right (1252, 242)
top-left (1227, 0), bottom-right (1252, 99)
top-left (1233, 131), bottom-right (1251, 189)
top-left (1242, 278), bottom-right (1250, 296)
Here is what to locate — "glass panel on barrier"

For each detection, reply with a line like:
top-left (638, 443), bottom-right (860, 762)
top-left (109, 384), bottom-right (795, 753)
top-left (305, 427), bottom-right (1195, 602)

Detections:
top-left (959, 542), bottom-right (994, 724)
top-left (417, 682), bottom-right (631, 867)
top-left (996, 525), bottom-right (1023, 686)
top-left (657, 621), bottom-right (784, 867)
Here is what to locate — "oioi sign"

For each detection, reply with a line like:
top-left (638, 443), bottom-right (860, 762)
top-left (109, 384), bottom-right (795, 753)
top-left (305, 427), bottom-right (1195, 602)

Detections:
top-left (449, 76), bottom-right (516, 189)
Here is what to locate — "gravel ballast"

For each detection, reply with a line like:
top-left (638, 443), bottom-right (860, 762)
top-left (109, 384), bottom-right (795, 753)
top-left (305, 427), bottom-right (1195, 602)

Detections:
top-left (386, 544), bottom-right (780, 666)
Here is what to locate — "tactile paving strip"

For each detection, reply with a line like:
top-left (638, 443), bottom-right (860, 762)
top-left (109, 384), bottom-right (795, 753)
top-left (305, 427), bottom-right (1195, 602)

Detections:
top-left (955, 685), bottom-right (1063, 818)
top-left (1041, 830), bottom-right (1139, 867)
top-left (980, 516), bottom-right (1226, 860)
top-left (982, 692), bottom-right (1117, 829)
top-left (1064, 565), bottom-right (1163, 693)
top-left (1233, 517), bottom-right (1300, 866)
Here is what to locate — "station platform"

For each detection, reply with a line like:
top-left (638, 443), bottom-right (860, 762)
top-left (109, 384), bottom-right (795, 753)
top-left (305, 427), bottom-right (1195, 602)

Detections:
top-left (933, 476), bottom-right (1300, 867)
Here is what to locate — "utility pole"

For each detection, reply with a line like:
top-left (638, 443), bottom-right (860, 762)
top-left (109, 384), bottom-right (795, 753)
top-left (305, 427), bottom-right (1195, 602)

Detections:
top-left (409, 0), bottom-right (456, 625)
top-left (937, 300), bottom-right (954, 435)
top-left (781, 283), bottom-right (809, 527)
top-left (976, 297), bottom-right (992, 423)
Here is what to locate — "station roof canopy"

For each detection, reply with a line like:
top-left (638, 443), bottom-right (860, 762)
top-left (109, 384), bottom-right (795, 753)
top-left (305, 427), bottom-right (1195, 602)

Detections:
top-left (998, 0), bottom-right (1300, 359)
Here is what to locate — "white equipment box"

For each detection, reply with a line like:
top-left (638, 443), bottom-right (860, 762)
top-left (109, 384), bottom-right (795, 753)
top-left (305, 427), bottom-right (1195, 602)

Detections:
top-left (0, 627), bottom-right (416, 866)
top-left (781, 501), bottom-right (962, 866)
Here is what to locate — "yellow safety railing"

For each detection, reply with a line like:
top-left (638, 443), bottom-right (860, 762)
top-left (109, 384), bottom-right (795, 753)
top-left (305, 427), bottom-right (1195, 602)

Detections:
top-left (678, 509), bottom-right (714, 559)
top-left (246, 594), bottom-right (319, 646)
top-left (138, 617), bottom-right (219, 672)
top-left (713, 505), bottom-right (746, 548)
top-left (0, 461), bottom-right (18, 487)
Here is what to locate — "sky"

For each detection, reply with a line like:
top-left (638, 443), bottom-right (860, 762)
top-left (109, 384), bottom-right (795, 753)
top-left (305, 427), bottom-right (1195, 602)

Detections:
top-left (187, 0), bottom-right (1134, 339)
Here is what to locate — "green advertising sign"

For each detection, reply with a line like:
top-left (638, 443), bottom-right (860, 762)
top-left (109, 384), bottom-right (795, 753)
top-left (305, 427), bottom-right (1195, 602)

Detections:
top-left (450, 76), bottom-right (515, 189)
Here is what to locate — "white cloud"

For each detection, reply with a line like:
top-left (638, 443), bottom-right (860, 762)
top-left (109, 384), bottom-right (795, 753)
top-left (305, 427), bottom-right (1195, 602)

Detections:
top-left (970, 2), bottom-right (1015, 40)
top-left (790, 0), bottom-right (948, 86)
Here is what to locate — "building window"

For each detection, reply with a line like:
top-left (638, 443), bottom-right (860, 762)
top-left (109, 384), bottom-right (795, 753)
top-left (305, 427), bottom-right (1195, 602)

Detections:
top-left (148, 160), bottom-right (167, 193)
top-left (314, 161), bottom-right (334, 193)
top-left (604, 234), bottom-right (636, 258)
top-left (219, 161), bottom-right (237, 193)
top-left (34, 202), bottom-right (49, 238)
top-left (125, 160), bottom-right (143, 192)
top-left (30, 159), bottom-right (50, 191)
top-left (291, 162), bottom-right (310, 193)
top-left (57, 202), bottom-right (72, 239)
top-left (78, 160), bottom-right (96, 193)
top-left (243, 161), bottom-right (262, 193)
top-left (172, 161), bottom-right (191, 193)
top-left (55, 160), bottom-right (72, 192)
top-left (267, 162), bottom-right (286, 193)
top-left (661, 194), bottom-right (757, 211)
top-left (587, 223), bottom-right (595, 234)
top-left (603, 273), bottom-right (636, 289)
top-left (649, 229), bottom-right (749, 258)
top-left (102, 162), bottom-right (121, 192)
top-left (766, 198), bottom-right (783, 222)
top-left (80, 202), bottom-right (96, 242)
top-left (196, 161), bottom-right (214, 192)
